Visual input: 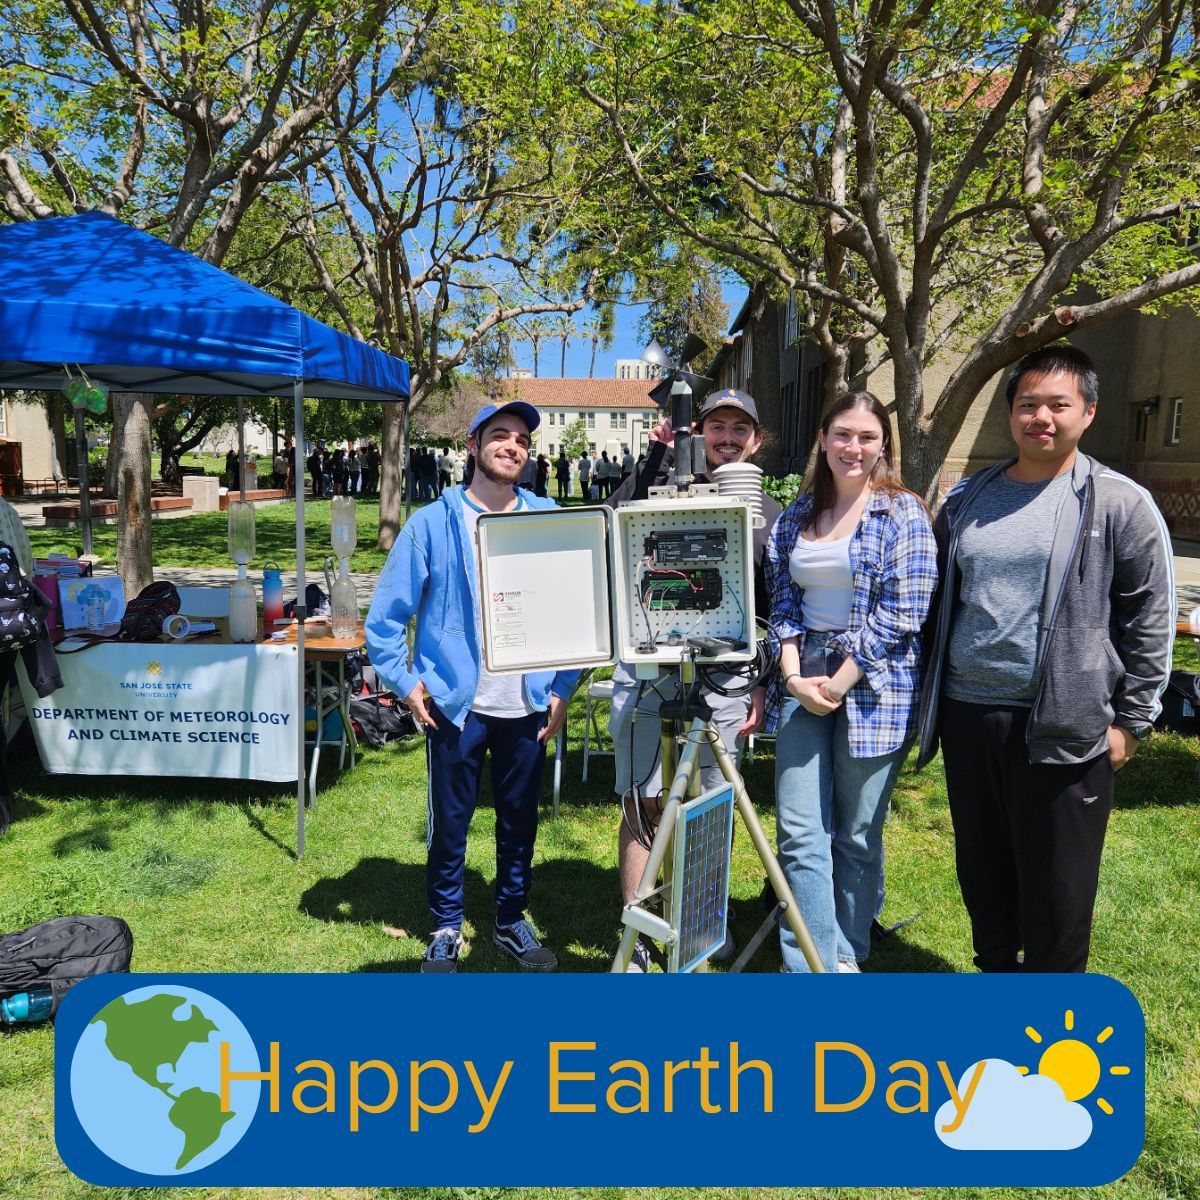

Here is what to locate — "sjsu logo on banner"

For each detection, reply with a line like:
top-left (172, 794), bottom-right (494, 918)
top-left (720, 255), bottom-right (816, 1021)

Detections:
top-left (55, 973), bottom-right (1144, 1186)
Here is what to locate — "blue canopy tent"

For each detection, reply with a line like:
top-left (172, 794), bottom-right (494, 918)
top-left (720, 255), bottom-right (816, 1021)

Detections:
top-left (0, 210), bottom-right (411, 856)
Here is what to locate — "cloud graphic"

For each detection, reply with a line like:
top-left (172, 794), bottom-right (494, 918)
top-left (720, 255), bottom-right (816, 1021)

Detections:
top-left (934, 1059), bottom-right (1093, 1151)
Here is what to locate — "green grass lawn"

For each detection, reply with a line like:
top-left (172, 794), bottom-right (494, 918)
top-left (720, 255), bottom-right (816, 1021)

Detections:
top-left (28, 493), bottom-right (604, 573)
top-left (1, 644), bottom-right (1198, 1199)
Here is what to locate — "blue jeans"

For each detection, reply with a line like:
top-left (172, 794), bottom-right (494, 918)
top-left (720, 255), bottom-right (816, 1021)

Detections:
top-left (775, 634), bottom-right (908, 972)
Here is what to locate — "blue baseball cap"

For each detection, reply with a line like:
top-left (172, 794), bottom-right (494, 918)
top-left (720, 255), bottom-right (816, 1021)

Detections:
top-left (469, 401), bottom-right (540, 438)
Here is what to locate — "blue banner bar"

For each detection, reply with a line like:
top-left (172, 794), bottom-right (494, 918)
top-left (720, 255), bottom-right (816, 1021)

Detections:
top-left (56, 972), bottom-right (1144, 1187)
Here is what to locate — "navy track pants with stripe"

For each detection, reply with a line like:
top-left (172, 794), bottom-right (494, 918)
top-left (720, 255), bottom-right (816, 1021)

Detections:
top-left (425, 704), bottom-right (546, 931)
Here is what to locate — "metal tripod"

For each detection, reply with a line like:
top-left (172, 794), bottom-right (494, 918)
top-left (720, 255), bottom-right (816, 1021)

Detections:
top-left (610, 667), bottom-right (824, 973)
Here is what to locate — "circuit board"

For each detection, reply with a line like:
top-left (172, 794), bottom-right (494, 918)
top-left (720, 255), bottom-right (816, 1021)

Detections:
top-left (642, 568), bottom-right (723, 611)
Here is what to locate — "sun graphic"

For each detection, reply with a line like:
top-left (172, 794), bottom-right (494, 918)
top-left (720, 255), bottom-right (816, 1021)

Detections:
top-left (1017, 1009), bottom-right (1130, 1115)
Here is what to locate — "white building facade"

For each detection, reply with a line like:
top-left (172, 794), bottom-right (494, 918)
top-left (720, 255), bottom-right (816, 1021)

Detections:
top-left (498, 378), bottom-right (660, 461)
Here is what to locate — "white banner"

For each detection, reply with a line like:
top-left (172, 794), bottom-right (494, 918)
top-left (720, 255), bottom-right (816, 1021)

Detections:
top-left (21, 641), bottom-right (301, 782)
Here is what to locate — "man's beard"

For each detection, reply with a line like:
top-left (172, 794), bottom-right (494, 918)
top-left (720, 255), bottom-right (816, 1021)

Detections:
top-left (476, 445), bottom-right (523, 485)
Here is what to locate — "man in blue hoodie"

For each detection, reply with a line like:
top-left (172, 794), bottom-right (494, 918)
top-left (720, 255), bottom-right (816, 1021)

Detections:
top-left (366, 401), bottom-right (577, 974)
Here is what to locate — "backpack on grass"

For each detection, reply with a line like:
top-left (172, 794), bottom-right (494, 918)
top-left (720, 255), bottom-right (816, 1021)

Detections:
top-left (0, 915), bottom-right (133, 1018)
top-left (1155, 671), bottom-right (1200, 736)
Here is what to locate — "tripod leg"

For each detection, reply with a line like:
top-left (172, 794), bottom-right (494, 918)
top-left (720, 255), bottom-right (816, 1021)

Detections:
top-left (610, 717), bottom-right (706, 972)
top-left (701, 722), bottom-right (826, 973)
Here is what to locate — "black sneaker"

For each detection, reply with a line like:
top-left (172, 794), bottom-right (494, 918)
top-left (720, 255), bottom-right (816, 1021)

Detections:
top-left (492, 919), bottom-right (557, 971)
top-left (421, 927), bottom-right (463, 974)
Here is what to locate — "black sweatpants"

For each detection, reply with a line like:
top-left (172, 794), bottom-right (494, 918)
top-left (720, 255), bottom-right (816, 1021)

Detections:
top-left (940, 699), bottom-right (1114, 973)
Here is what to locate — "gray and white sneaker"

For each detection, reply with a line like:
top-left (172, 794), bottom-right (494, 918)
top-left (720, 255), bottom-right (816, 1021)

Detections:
top-left (493, 919), bottom-right (557, 971)
top-left (421, 927), bottom-right (463, 974)
top-left (625, 937), bottom-right (654, 974)
top-left (835, 958), bottom-right (861, 974)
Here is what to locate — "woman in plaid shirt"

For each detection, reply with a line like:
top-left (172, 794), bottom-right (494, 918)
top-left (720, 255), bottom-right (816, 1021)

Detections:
top-left (765, 392), bottom-right (936, 973)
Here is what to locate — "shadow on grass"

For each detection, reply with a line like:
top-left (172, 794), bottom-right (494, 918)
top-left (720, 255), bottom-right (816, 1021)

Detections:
top-left (1113, 734), bottom-right (1200, 808)
top-left (299, 855), bottom-right (473, 931)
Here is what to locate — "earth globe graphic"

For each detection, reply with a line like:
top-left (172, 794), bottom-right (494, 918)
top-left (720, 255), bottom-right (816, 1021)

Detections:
top-left (69, 984), bottom-right (261, 1175)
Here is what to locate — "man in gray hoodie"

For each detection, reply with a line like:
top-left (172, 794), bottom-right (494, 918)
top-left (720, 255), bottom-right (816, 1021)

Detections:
top-left (917, 344), bottom-right (1174, 972)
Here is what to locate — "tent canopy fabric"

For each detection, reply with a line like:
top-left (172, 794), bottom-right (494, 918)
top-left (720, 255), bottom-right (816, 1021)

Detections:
top-left (0, 211), bottom-right (409, 401)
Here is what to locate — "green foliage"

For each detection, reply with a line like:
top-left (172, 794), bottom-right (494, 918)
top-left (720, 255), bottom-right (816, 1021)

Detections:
top-left (560, 418), bottom-right (590, 461)
top-left (762, 472), bottom-right (804, 507)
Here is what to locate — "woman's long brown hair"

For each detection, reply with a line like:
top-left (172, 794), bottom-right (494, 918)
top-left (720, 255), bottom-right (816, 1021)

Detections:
top-left (804, 391), bottom-right (927, 533)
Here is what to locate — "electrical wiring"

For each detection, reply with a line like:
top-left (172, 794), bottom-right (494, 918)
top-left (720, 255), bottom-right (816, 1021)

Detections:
top-left (697, 615), bottom-right (783, 697)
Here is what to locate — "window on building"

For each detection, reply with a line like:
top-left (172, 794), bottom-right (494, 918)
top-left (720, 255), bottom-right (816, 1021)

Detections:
top-left (586, 412), bottom-right (595, 429)
top-left (548, 443), bottom-right (555, 455)
top-left (1168, 397), bottom-right (1184, 446)
top-left (612, 411), bottom-right (626, 429)
top-left (1133, 406), bottom-right (1148, 444)
top-left (588, 442), bottom-right (596, 455)
top-left (0, 401), bottom-right (7, 438)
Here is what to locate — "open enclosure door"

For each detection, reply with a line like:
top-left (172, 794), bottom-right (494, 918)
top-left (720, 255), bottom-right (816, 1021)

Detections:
top-left (477, 507), bottom-right (615, 673)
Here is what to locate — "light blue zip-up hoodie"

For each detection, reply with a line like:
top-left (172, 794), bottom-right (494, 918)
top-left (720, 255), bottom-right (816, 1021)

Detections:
top-left (365, 485), bottom-right (580, 729)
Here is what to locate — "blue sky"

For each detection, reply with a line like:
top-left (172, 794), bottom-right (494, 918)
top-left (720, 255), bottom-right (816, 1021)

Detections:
top-left (507, 281), bottom-right (747, 379)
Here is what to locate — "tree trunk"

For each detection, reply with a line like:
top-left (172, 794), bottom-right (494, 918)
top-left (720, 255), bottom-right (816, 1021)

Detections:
top-left (115, 392), bottom-right (154, 596)
top-left (377, 400), bottom-right (405, 551)
top-left (157, 410), bottom-right (183, 488)
top-left (103, 407), bottom-right (124, 498)
top-left (891, 363), bottom-right (944, 503)
top-left (589, 336), bottom-right (597, 378)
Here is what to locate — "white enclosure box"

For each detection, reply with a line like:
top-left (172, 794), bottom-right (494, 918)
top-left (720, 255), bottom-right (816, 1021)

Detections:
top-left (610, 496), bottom-right (755, 668)
top-left (476, 507), bottom-right (615, 673)
top-left (476, 496), bottom-right (755, 674)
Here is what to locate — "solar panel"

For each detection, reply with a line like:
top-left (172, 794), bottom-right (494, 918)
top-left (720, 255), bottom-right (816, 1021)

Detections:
top-left (668, 782), bottom-right (736, 972)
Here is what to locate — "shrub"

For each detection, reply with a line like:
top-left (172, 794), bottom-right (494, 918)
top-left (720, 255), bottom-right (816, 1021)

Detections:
top-left (763, 472), bottom-right (804, 507)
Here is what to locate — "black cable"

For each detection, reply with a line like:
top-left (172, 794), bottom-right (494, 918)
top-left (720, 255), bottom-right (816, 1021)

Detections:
top-left (697, 615), bottom-right (783, 697)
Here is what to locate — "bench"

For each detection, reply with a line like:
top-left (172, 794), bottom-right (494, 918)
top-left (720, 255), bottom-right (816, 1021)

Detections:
top-left (42, 496), bottom-right (194, 527)
top-left (218, 488), bottom-right (288, 510)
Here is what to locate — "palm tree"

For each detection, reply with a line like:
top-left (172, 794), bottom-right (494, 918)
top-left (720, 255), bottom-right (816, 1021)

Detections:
top-left (552, 314), bottom-right (574, 376)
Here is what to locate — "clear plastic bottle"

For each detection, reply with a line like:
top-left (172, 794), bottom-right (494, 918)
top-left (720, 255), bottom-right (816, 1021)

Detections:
top-left (330, 496), bottom-right (357, 559)
top-left (227, 499), bottom-right (256, 565)
top-left (229, 564), bottom-right (258, 643)
top-left (330, 558), bottom-right (357, 639)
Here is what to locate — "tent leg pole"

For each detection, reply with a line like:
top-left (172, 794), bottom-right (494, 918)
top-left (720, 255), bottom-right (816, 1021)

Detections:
top-left (402, 401), bottom-right (412, 522)
top-left (294, 382), bottom-right (307, 859)
top-left (237, 396), bottom-right (246, 501)
top-left (74, 408), bottom-right (93, 558)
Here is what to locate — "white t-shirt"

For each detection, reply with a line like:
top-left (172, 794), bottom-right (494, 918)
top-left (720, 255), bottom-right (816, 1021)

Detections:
top-left (461, 493), bottom-right (534, 718)
top-left (789, 533), bottom-right (854, 632)
top-left (578, 456), bottom-right (592, 479)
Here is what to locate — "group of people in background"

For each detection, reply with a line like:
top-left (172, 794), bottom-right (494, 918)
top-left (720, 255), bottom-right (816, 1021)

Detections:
top-left (366, 343), bottom-right (1174, 978)
top-left (307, 440), bottom-right (381, 499)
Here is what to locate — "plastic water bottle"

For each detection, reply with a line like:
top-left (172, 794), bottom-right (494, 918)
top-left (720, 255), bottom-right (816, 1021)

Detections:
top-left (330, 496), bottom-right (357, 559)
top-left (330, 559), bottom-right (357, 640)
top-left (228, 566), bottom-right (258, 643)
top-left (0, 985), bottom-right (54, 1026)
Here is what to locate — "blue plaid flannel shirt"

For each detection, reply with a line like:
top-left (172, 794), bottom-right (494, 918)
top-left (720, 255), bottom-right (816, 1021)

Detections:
top-left (764, 490), bottom-right (937, 757)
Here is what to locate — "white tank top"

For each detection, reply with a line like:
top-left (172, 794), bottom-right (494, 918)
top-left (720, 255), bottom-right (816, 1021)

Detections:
top-left (789, 534), bottom-right (853, 631)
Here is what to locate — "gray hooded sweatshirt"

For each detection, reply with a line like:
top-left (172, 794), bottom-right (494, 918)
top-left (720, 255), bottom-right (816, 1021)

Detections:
top-left (916, 452), bottom-right (1175, 768)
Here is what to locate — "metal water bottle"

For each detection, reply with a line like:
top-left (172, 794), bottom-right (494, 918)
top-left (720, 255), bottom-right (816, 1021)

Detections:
top-left (0, 985), bottom-right (54, 1026)
top-left (262, 561), bottom-right (284, 628)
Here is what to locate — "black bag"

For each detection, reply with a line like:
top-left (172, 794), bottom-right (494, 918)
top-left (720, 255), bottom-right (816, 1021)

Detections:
top-left (349, 695), bottom-right (420, 747)
top-left (1156, 671), bottom-right (1200, 735)
top-left (118, 581), bottom-right (180, 642)
top-left (0, 915), bottom-right (133, 1017)
top-left (0, 541), bottom-right (48, 651)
